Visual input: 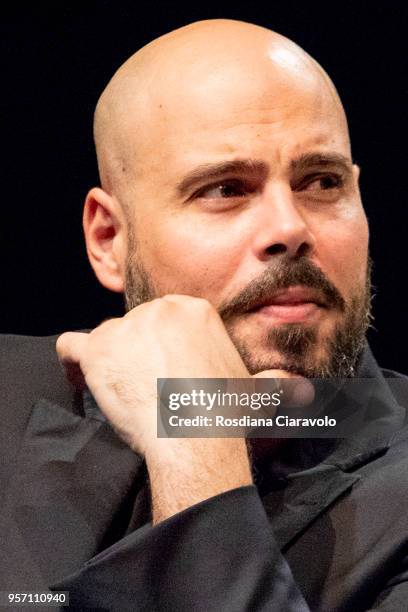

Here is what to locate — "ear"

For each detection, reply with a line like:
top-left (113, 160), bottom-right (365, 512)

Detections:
top-left (83, 187), bottom-right (127, 293)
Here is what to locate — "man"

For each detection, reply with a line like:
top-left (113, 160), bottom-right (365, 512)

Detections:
top-left (1, 19), bottom-right (407, 611)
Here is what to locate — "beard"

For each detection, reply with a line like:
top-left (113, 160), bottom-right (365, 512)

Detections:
top-left (218, 256), bottom-right (373, 378)
top-left (124, 239), bottom-right (373, 379)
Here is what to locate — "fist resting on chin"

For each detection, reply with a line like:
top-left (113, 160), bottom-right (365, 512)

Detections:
top-left (56, 294), bottom-right (296, 522)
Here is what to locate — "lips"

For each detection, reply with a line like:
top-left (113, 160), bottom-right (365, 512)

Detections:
top-left (245, 286), bottom-right (327, 323)
top-left (247, 286), bottom-right (327, 311)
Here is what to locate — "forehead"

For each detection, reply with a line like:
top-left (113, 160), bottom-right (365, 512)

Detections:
top-left (127, 51), bottom-right (350, 186)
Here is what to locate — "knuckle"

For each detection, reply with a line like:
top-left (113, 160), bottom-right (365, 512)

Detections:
top-left (55, 334), bottom-right (67, 356)
top-left (161, 294), bottom-right (188, 306)
top-left (195, 297), bottom-right (217, 320)
top-left (91, 317), bottom-right (119, 335)
top-left (56, 331), bottom-right (77, 354)
top-left (187, 296), bottom-right (213, 312)
top-left (56, 333), bottom-right (66, 349)
top-left (196, 297), bottom-right (213, 310)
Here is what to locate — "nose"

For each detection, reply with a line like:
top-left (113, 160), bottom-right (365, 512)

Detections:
top-left (252, 183), bottom-right (316, 260)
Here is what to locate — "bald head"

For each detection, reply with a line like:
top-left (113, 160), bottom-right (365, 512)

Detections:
top-left (93, 19), bottom-right (348, 203)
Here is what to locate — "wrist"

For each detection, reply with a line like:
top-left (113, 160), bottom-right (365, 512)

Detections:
top-left (145, 437), bottom-right (253, 523)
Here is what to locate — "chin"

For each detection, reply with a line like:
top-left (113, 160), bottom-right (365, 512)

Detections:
top-left (228, 318), bottom-right (361, 378)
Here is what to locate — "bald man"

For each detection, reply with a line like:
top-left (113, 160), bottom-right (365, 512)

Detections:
top-left (1, 19), bottom-right (408, 612)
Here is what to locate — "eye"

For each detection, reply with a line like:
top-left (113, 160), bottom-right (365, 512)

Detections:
top-left (301, 173), bottom-right (344, 192)
top-left (194, 179), bottom-right (251, 199)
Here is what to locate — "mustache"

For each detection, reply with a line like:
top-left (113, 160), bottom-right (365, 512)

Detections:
top-left (218, 256), bottom-right (346, 320)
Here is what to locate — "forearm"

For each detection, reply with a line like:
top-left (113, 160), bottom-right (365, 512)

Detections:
top-left (145, 438), bottom-right (253, 524)
top-left (52, 485), bottom-right (310, 611)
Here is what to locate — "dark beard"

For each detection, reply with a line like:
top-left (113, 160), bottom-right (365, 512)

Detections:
top-left (220, 256), bottom-right (373, 378)
top-left (224, 293), bottom-right (371, 378)
top-left (125, 244), bottom-right (373, 379)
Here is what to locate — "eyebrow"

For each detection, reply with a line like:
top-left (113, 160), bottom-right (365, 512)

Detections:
top-left (175, 159), bottom-right (268, 197)
top-left (175, 152), bottom-right (353, 198)
top-left (291, 152), bottom-right (353, 174)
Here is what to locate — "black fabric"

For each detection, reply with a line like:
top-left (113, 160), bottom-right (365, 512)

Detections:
top-left (1, 334), bottom-right (408, 611)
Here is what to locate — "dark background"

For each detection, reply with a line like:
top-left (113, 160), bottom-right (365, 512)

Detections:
top-left (1, 2), bottom-right (407, 372)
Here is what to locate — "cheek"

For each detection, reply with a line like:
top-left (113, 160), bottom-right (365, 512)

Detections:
top-left (136, 215), bottom-right (246, 298)
top-left (315, 209), bottom-right (369, 294)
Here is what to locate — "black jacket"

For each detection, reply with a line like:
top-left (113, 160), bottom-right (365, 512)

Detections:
top-left (1, 334), bottom-right (408, 611)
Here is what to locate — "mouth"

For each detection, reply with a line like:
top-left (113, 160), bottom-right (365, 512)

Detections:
top-left (246, 286), bottom-right (328, 324)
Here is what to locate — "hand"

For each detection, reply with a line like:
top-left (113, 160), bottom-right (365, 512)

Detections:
top-left (57, 294), bottom-right (311, 522)
top-left (57, 295), bottom-right (252, 456)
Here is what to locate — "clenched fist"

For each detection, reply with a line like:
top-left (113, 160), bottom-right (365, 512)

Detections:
top-left (57, 295), bottom-right (250, 456)
top-left (57, 294), bottom-right (306, 522)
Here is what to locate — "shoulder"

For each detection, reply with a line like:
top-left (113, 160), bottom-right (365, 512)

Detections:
top-left (381, 367), bottom-right (408, 381)
top-left (0, 334), bottom-right (77, 488)
top-left (362, 342), bottom-right (408, 410)
top-left (0, 333), bottom-right (67, 389)
top-left (0, 332), bottom-right (61, 365)
top-left (381, 366), bottom-right (408, 413)
top-left (0, 332), bottom-right (75, 421)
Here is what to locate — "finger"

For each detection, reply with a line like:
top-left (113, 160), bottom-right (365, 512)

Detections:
top-left (252, 369), bottom-right (315, 407)
top-left (56, 332), bottom-right (89, 390)
top-left (56, 332), bottom-right (89, 366)
top-left (162, 295), bottom-right (213, 311)
top-left (252, 369), bottom-right (299, 379)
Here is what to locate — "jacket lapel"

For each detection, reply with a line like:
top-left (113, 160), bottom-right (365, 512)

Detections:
top-left (262, 435), bottom-right (396, 552)
top-left (262, 460), bottom-right (360, 551)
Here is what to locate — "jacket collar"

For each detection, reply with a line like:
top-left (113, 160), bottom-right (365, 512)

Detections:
top-left (259, 343), bottom-right (407, 550)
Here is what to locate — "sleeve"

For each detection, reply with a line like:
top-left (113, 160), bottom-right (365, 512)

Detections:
top-left (50, 485), bottom-right (310, 611)
top-left (368, 560), bottom-right (408, 611)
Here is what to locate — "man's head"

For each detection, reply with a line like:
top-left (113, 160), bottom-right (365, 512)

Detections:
top-left (84, 19), bottom-right (371, 377)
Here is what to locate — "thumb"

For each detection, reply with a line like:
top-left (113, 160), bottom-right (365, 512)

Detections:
top-left (252, 369), bottom-right (315, 407)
